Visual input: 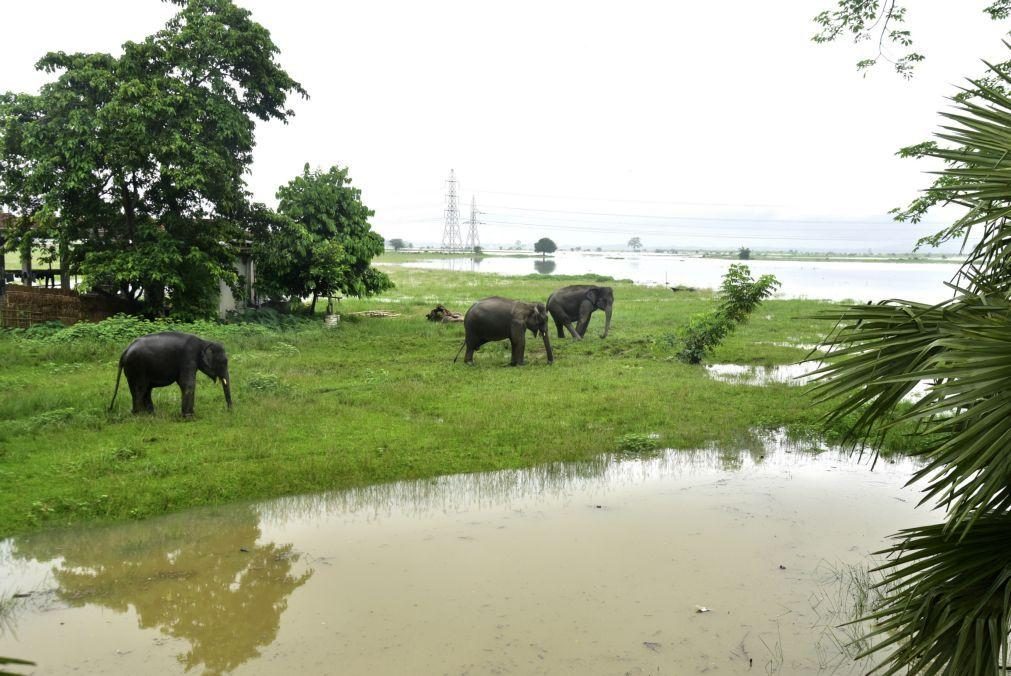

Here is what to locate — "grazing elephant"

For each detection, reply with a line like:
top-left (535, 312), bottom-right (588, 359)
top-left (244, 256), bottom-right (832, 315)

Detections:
top-left (109, 332), bottom-right (232, 417)
top-left (546, 285), bottom-right (614, 339)
top-left (455, 297), bottom-right (554, 366)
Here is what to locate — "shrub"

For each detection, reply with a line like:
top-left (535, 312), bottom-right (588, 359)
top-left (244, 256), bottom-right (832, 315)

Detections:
top-left (673, 265), bottom-right (779, 364)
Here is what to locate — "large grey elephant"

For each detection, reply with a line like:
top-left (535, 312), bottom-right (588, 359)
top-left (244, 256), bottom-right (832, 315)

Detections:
top-left (455, 297), bottom-right (554, 366)
top-left (546, 285), bottom-right (613, 339)
top-left (109, 332), bottom-right (232, 417)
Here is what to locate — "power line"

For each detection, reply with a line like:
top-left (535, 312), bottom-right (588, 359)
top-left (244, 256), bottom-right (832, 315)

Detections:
top-left (482, 204), bottom-right (936, 228)
top-left (473, 188), bottom-right (786, 209)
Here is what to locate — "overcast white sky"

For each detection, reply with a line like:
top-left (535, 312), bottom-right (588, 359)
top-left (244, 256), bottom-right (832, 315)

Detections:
top-left (2, 1), bottom-right (1009, 251)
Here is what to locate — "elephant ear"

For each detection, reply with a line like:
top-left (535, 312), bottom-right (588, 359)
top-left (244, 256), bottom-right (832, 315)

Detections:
top-left (200, 344), bottom-right (218, 381)
top-left (586, 288), bottom-right (599, 305)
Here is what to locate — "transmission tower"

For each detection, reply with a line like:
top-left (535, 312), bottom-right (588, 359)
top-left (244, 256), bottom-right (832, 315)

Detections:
top-left (465, 196), bottom-right (482, 250)
top-left (441, 169), bottom-right (463, 251)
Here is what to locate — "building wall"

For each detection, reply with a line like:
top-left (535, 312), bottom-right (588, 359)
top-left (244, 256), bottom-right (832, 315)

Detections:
top-left (217, 255), bottom-right (256, 319)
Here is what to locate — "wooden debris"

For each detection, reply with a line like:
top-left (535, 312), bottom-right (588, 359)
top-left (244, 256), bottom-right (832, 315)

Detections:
top-left (426, 304), bottom-right (464, 323)
top-left (348, 310), bottom-right (400, 318)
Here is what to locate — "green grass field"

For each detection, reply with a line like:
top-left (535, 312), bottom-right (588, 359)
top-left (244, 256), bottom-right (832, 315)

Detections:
top-left (0, 265), bottom-right (876, 537)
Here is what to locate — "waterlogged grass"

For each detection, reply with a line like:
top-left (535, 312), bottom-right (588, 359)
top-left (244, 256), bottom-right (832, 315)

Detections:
top-left (0, 266), bottom-right (897, 537)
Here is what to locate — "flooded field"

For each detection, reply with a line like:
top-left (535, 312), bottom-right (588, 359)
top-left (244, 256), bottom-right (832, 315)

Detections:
top-left (0, 433), bottom-right (932, 675)
top-left (399, 251), bottom-right (961, 303)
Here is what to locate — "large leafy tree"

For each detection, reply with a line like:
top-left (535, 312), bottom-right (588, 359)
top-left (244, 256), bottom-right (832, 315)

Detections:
top-left (813, 58), bottom-right (1011, 675)
top-left (253, 164), bottom-right (392, 314)
top-left (0, 0), bottom-right (306, 318)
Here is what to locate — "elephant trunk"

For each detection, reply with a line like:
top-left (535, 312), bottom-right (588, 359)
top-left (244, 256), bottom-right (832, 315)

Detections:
top-left (542, 330), bottom-right (554, 364)
top-left (222, 370), bottom-right (233, 409)
top-left (602, 304), bottom-right (612, 338)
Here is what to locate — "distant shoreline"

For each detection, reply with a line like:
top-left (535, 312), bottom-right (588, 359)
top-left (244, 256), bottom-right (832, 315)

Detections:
top-left (377, 250), bottom-right (964, 265)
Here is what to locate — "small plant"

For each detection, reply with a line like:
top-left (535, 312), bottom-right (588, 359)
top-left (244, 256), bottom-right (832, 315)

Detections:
top-left (673, 265), bottom-right (780, 364)
top-left (247, 372), bottom-right (287, 392)
top-left (111, 446), bottom-right (143, 462)
top-left (617, 432), bottom-right (661, 453)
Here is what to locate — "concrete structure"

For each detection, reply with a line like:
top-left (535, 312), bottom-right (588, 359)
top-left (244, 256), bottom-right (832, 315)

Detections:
top-left (217, 246), bottom-right (257, 319)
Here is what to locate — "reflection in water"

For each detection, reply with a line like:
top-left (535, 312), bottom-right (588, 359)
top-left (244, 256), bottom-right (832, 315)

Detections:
top-left (706, 362), bottom-right (825, 386)
top-left (260, 430), bottom-right (796, 526)
top-left (533, 259), bottom-right (556, 274)
top-left (1, 431), bottom-right (927, 675)
top-left (10, 507), bottom-right (311, 675)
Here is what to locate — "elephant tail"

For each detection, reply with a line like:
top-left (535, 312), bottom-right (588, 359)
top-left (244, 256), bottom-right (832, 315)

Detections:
top-left (109, 357), bottom-right (125, 412)
top-left (453, 339), bottom-right (466, 363)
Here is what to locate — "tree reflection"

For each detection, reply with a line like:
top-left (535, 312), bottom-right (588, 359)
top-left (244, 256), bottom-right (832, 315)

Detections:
top-left (12, 506), bottom-right (311, 675)
top-left (533, 259), bottom-right (556, 275)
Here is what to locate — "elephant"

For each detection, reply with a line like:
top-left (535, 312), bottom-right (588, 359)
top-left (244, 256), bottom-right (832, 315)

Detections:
top-left (109, 331), bottom-right (232, 417)
top-left (546, 285), bottom-right (614, 339)
top-left (454, 297), bottom-right (554, 366)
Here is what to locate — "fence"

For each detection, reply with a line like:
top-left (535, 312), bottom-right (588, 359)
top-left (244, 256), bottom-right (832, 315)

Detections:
top-left (0, 285), bottom-right (130, 328)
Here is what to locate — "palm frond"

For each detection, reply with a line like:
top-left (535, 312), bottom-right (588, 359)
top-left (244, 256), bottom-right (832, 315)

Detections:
top-left (856, 516), bottom-right (1011, 675)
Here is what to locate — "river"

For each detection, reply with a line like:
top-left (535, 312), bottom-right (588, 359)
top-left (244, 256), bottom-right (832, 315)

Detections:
top-left (400, 251), bottom-right (962, 303)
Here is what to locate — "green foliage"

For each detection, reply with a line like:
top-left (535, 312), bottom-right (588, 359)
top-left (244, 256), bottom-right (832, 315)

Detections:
top-left (533, 237), bottom-right (557, 256)
top-left (812, 0), bottom-right (923, 77)
top-left (1, 656), bottom-right (36, 675)
top-left (617, 432), bottom-right (661, 453)
top-left (252, 164), bottom-right (392, 313)
top-left (628, 236), bottom-right (642, 252)
top-left (246, 372), bottom-right (289, 393)
top-left (389, 238), bottom-right (406, 251)
top-left (813, 62), bottom-right (1011, 675)
top-left (5, 313), bottom-right (301, 347)
top-left (673, 264), bottom-right (780, 363)
top-left (226, 307), bottom-right (312, 330)
top-left (738, 247), bottom-right (751, 260)
top-left (0, 0), bottom-right (306, 318)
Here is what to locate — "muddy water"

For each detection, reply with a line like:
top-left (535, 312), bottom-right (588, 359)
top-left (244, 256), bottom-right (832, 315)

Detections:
top-left (0, 433), bottom-right (932, 675)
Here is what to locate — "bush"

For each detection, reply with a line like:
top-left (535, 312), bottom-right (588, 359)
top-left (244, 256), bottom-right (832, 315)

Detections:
top-left (6, 312), bottom-right (313, 346)
top-left (673, 265), bottom-right (780, 364)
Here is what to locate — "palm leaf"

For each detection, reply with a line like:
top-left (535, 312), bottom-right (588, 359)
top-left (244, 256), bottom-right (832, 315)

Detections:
top-left (813, 52), bottom-right (1011, 673)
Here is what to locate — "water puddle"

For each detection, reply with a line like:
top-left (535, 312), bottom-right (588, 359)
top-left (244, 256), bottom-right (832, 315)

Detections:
top-left (706, 362), bottom-right (825, 386)
top-left (706, 363), bottom-right (933, 404)
top-left (0, 432), bottom-right (931, 675)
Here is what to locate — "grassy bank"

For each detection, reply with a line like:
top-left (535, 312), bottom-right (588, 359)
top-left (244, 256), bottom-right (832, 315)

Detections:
top-left (0, 266), bottom-right (881, 537)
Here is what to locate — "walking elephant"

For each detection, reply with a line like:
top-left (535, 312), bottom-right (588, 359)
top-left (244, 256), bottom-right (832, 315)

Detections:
top-left (109, 332), bottom-right (233, 417)
top-left (546, 285), bottom-right (613, 339)
top-left (455, 297), bottom-right (554, 366)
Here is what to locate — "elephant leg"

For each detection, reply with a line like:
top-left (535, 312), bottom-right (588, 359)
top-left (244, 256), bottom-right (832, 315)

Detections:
top-left (510, 328), bottom-right (526, 366)
top-left (576, 313), bottom-right (592, 338)
top-left (143, 388), bottom-right (155, 414)
top-left (464, 337), bottom-right (480, 365)
top-left (179, 377), bottom-right (196, 418)
top-left (129, 383), bottom-right (146, 414)
top-left (564, 320), bottom-right (582, 340)
top-left (554, 316), bottom-right (566, 339)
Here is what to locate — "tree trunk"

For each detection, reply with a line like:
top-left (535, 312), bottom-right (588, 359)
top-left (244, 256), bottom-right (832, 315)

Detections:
top-left (21, 246), bottom-right (31, 288)
top-left (310, 291), bottom-right (318, 316)
top-left (59, 239), bottom-right (70, 290)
